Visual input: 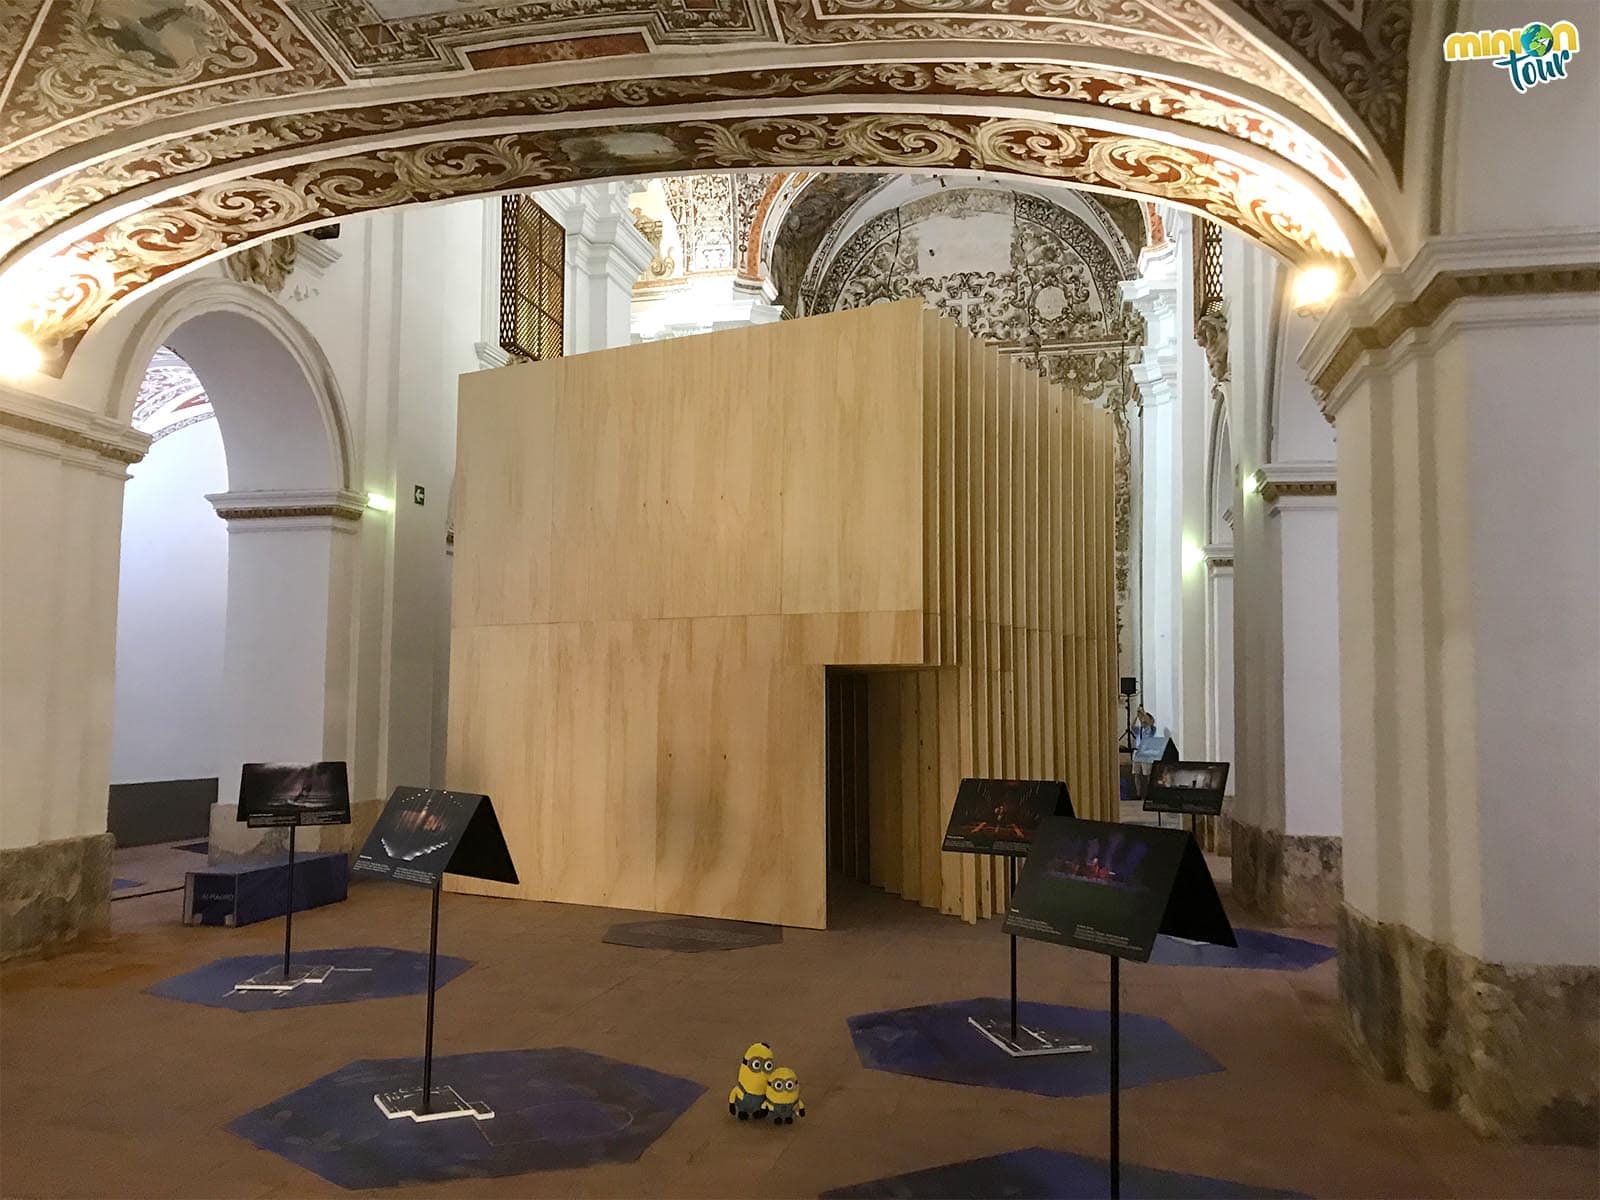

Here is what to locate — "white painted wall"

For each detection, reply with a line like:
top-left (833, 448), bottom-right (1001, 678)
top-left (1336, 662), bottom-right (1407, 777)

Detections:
top-left (1440, 2), bottom-right (1599, 239)
top-left (109, 419), bottom-right (228, 783)
top-left (382, 201), bottom-right (490, 790)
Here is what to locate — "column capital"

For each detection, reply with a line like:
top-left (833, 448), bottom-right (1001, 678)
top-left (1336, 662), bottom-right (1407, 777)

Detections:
top-left (1302, 229), bottom-right (1600, 421)
top-left (0, 384), bottom-right (148, 477)
top-left (207, 487), bottom-right (365, 529)
top-left (570, 213), bottom-right (655, 289)
top-left (1256, 461), bottom-right (1336, 511)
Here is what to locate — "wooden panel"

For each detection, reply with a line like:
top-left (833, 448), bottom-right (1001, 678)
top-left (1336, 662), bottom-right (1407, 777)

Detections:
top-left (781, 304), bottom-right (924, 618)
top-left (453, 366), bottom-right (558, 628)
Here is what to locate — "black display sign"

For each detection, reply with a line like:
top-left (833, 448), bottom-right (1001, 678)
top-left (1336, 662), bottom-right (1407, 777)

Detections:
top-left (237, 762), bottom-right (351, 829)
top-left (941, 778), bottom-right (1075, 857)
top-left (1002, 816), bottom-right (1233, 961)
top-left (1130, 735), bottom-right (1179, 766)
top-left (1142, 761), bottom-right (1230, 816)
top-left (353, 787), bottom-right (518, 889)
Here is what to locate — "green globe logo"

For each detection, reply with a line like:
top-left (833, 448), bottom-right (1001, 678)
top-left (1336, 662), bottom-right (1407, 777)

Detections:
top-left (1521, 22), bottom-right (1554, 55)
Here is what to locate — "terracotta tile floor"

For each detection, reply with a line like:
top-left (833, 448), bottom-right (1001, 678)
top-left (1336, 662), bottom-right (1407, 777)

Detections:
top-left (1, 878), bottom-right (1595, 1199)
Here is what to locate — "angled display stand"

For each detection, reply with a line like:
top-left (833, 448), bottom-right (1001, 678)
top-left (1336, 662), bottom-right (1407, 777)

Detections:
top-left (1130, 734), bottom-right (1181, 826)
top-left (353, 787), bottom-right (518, 1123)
top-left (940, 779), bottom-right (1089, 1057)
top-left (234, 762), bottom-right (351, 992)
top-left (1142, 760), bottom-right (1230, 834)
top-left (1005, 815), bottom-right (1234, 1199)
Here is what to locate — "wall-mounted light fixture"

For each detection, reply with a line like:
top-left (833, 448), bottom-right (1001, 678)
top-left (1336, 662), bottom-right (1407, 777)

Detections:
top-left (0, 328), bottom-right (42, 380)
top-left (366, 492), bottom-right (395, 512)
top-left (1291, 263), bottom-right (1342, 314)
top-left (1181, 538), bottom-right (1205, 575)
top-left (1245, 470), bottom-right (1263, 496)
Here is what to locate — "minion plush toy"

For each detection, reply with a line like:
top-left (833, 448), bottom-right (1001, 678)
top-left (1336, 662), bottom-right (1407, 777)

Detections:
top-left (729, 1042), bottom-right (775, 1120)
top-left (761, 1067), bottom-right (805, 1125)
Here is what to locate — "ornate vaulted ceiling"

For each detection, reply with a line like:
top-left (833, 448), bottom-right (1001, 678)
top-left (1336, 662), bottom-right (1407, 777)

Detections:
top-left (0, 0), bottom-right (1412, 369)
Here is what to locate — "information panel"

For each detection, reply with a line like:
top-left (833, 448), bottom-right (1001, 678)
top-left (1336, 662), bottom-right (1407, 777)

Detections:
top-left (353, 787), bottom-right (518, 889)
top-left (237, 762), bottom-right (351, 829)
top-left (1003, 816), bottom-right (1233, 961)
top-left (1142, 761), bottom-right (1230, 816)
top-left (941, 778), bottom-right (1075, 857)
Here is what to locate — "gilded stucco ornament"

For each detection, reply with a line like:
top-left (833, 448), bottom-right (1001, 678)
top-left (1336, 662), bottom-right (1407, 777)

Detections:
top-left (15, 111), bottom-right (1357, 358)
top-left (221, 237), bottom-right (297, 295)
top-left (1, 59), bottom-right (1380, 265)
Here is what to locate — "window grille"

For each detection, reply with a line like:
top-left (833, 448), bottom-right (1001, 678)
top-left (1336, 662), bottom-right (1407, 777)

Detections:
top-left (500, 195), bottom-right (564, 362)
top-left (1192, 218), bottom-right (1225, 337)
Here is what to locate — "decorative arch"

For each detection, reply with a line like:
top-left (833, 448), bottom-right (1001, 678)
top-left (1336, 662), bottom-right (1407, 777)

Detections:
top-left (104, 277), bottom-right (354, 494)
top-left (0, 2), bottom-right (1414, 371)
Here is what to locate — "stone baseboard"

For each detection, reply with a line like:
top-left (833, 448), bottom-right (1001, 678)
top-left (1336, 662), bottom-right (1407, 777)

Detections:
top-left (1232, 821), bottom-right (1341, 925)
top-left (207, 797), bottom-right (385, 868)
top-left (0, 832), bottom-right (114, 961)
top-left (1339, 904), bottom-right (1599, 1146)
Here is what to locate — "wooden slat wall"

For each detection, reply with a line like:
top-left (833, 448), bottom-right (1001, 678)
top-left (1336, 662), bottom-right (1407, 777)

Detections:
top-left (847, 318), bottom-right (1119, 923)
top-left (448, 301), bottom-right (1116, 929)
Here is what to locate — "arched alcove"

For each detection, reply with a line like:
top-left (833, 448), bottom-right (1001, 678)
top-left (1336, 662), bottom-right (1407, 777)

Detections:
top-left (107, 347), bottom-right (229, 847)
top-left (107, 278), bottom-right (363, 837)
top-left (109, 278), bottom-right (354, 491)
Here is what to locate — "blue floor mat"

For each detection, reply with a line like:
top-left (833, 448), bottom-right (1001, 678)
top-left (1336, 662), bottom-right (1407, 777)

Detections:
top-left (229, 1047), bottom-right (705, 1189)
top-left (146, 946), bottom-right (472, 1011)
top-left (848, 997), bottom-right (1221, 1098)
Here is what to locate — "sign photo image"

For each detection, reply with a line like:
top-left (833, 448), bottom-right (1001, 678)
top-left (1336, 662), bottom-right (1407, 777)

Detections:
top-left (237, 762), bottom-right (351, 829)
top-left (941, 778), bottom-right (1073, 856)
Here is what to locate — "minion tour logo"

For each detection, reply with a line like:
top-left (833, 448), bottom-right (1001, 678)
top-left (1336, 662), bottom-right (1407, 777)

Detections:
top-left (1444, 20), bottom-right (1581, 93)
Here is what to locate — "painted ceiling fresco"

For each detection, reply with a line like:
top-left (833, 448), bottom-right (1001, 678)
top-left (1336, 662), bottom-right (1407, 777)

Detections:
top-left (796, 180), bottom-right (1146, 641)
top-left (132, 344), bottom-right (212, 441)
top-left (0, 0), bottom-right (1411, 367)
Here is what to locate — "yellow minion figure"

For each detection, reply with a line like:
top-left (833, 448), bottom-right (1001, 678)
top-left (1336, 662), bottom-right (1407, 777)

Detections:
top-left (729, 1042), bottom-right (775, 1120)
top-left (761, 1067), bottom-right (805, 1125)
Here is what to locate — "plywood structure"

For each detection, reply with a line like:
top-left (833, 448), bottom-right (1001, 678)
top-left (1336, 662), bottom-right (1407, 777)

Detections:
top-left (448, 301), bottom-right (1116, 928)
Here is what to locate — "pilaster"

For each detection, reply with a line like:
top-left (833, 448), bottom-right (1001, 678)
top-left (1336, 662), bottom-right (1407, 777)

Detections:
top-left (205, 489), bottom-right (362, 816)
top-left (1305, 229), bottom-right (1599, 1143)
top-left (0, 387), bottom-right (140, 957)
top-left (1231, 460), bottom-right (1342, 925)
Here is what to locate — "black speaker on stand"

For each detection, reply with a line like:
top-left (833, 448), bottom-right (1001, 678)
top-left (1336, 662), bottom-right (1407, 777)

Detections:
top-left (1118, 677), bottom-right (1139, 751)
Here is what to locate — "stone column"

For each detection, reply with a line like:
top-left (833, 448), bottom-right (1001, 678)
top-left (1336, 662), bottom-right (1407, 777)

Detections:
top-left (0, 386), bottom-right (145, 958)
top-left (204, 488), bottom-right (369, 862)
top-left (540, 183), bottom-right (655, 354)
top-left (1124, 213), bottom-right (1214, 754)
top-left (1123, 237), bottom-right (1183, 737)
top-left (1303, 232), bottom-right (1600, 1144)
top-left (1231, 463), bottom-right (1342, 923)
